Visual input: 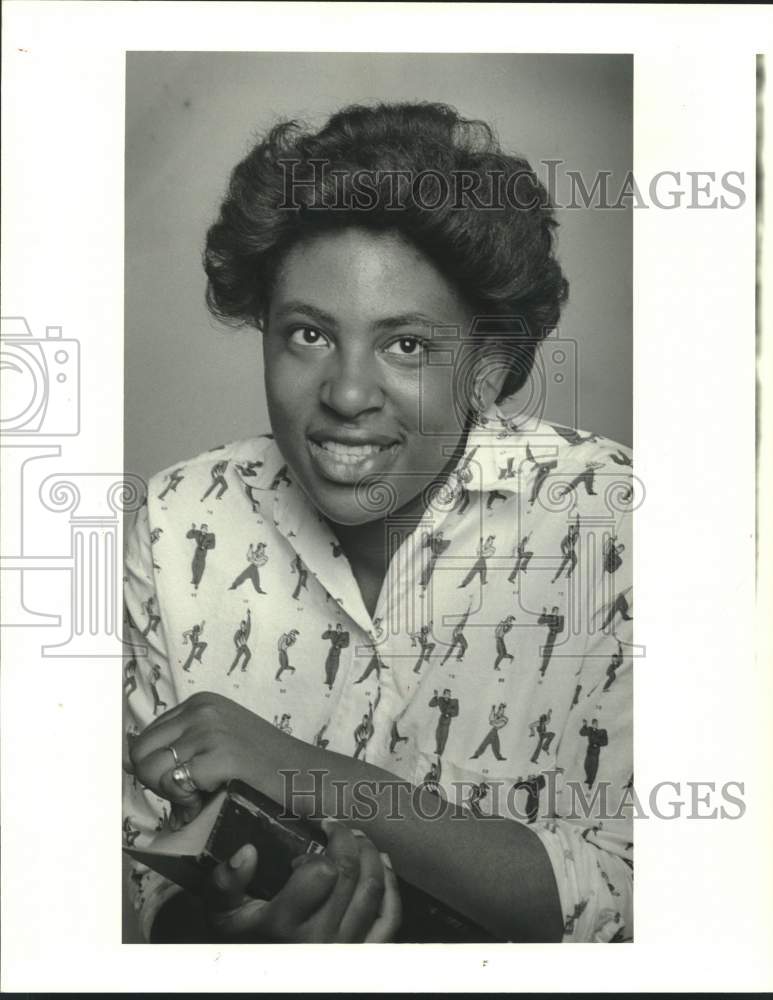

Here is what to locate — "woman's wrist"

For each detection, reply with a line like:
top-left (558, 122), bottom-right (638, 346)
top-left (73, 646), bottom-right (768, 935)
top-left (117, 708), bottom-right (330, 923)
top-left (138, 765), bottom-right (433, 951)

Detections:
top-left (233, 719), bottom-right (295, 799)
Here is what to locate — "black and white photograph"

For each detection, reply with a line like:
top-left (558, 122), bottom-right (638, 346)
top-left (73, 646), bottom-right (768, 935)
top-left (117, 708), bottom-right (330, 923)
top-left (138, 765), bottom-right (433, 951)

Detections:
top-left (1, 2), bottom-right (771, 993)
top-left (122, 51), bottom-right (633, 946)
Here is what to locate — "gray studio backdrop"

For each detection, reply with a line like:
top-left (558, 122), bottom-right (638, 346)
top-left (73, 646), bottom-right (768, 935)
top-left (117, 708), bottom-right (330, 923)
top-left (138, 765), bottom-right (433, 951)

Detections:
top-left (123, 50), bottom-right (631, 941)
top-left (125, 50), bottom-right (632, 498)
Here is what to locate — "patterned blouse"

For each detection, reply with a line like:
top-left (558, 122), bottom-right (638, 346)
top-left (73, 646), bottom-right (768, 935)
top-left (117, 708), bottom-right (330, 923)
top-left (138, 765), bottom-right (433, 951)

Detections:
top-left (123, 411), bottom-right (635, 942)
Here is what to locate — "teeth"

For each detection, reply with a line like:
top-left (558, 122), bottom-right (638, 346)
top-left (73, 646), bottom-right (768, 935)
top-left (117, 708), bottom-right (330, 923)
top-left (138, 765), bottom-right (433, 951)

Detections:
top-left (318, 441), bottom-right (386, 459)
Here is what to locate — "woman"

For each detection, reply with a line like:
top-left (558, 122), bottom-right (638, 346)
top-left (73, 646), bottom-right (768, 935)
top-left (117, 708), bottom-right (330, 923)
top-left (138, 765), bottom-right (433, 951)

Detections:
top-left (123, 102), bottom-right (633, 943)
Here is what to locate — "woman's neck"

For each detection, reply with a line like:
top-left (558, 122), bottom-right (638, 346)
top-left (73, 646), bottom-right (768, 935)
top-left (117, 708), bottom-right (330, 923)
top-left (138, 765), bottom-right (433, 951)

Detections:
top-left (330, 504), bottom-right (422, 577)
top-left (325, 429), bottom-right (472, 612)
top-left (326, 501), bottom-right (424, 621)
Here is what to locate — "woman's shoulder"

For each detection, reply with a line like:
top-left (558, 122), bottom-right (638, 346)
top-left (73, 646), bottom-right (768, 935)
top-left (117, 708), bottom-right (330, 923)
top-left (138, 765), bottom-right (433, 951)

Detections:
top-left (547, 421), bottom-right (632, 467)
top-left (126, 435), bottom-right (284, 554)
top-left (147, 434), bottom-right (280, 495)
top-left (494, 414), bottom-right (632, 467)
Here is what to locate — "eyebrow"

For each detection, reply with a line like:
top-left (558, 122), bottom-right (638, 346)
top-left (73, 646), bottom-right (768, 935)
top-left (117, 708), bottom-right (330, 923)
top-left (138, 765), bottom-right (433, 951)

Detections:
top-left (273, 300), bottom-right (436, 332)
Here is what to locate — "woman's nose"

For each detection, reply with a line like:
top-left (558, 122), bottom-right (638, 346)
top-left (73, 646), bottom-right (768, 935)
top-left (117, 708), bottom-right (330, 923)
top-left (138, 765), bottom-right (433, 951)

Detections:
top-left (319, 356), bottom-right (385, 419)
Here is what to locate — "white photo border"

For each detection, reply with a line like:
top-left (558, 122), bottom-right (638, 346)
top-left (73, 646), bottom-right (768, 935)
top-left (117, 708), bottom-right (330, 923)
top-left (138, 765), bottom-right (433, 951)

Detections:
top-left (2, 2), bottom-right (771, 992)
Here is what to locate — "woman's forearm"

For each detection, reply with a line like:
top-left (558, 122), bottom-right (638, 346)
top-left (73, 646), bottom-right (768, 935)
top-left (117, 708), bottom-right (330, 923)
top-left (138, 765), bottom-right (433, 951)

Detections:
top-left (238, 728), bottom-right (564, 942)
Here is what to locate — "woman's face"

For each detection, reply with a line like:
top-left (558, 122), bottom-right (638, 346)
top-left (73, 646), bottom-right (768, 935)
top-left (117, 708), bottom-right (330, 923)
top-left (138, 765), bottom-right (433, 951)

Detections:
top-left (263, 226), bottom-right (483, 527)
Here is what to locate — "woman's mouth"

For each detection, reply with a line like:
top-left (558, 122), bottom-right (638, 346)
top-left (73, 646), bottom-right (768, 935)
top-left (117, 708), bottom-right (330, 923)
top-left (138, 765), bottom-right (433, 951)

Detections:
top-left (307, 438), bottom-right (400, 484)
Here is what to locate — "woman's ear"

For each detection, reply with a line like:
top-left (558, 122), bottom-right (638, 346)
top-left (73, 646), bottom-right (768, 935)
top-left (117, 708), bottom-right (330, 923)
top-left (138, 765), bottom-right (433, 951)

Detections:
top-left (470, 361), bottom-right (509, 415)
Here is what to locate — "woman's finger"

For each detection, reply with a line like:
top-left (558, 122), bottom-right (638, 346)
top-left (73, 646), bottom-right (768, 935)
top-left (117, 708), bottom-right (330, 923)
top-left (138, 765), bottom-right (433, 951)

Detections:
top-left (309, 820), bottom-right (362, 937)
top-left (155, 746), bottom-right (233, 804)
top-left (169, 799), bottom-right (204, 830)
top-left (126, 716), bottom-right (189, 775)
top-left (208, 897), bottom-right (271, 942)
top-left (129, 692), bottom-right (223, 768)
top-left (132, 698), bottom-right (191, 738)
top-left (261, 856), bottom-right (340, 940)
top-left (364, 854), bottom-right (402, 942)
top-left (204, 843), bottom-right (259, 913)
top-left (335, 830), bottom-right (386, 943)
top-left (290, 852), bottom-right (319, 871)
top-left (130, 731), bottom-right (209, 799)
top-left (337, 837), bottom-right (387, 943)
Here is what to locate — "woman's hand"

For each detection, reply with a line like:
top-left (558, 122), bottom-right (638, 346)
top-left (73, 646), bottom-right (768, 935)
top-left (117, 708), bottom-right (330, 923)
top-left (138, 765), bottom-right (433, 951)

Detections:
top-left (125, 692), bottom-right (278, 820)
top-left (205, 820), bottom-right (401, 943)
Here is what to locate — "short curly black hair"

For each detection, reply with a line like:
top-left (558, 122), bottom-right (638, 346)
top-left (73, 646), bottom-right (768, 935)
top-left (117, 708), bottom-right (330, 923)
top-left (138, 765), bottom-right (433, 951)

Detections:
top-left (204, 101), bottom-right (568, 397)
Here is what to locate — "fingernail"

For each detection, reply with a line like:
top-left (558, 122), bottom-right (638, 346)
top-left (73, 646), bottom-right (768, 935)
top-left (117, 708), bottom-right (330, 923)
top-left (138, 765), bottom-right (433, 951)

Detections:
top-left (316, 859), bottom-right (338, 879)
top-left (242, 898), bottom-right (269, 918)
top-left (321, 817), bottom-right (338, 834)
top-left (229, 844), bottom-right (252, 869)
top-left (380, 852), bottom-right (393, 871)
top-left (350, 828), bottom-right (367, 838)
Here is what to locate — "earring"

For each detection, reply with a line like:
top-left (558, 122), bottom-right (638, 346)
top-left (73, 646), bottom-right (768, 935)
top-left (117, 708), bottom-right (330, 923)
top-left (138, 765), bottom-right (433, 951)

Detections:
top-left (471, 380), bottom-right (490, 427)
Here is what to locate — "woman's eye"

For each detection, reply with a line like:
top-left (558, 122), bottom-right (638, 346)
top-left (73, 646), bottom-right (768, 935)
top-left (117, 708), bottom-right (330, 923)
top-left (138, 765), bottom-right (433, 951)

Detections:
top-left (385, 336), bottom-right (424, 357)
top-left (289, 326), bottom-right (328, 348)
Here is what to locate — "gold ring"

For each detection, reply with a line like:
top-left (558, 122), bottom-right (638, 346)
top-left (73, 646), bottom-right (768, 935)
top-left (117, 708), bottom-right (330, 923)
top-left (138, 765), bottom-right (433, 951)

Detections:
top-left (171, 762), bottom-right (198, 795)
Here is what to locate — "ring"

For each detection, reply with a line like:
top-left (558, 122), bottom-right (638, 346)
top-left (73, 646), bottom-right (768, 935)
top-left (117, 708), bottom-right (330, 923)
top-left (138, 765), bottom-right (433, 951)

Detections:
top-left (167, 745), bottom-right (180, 767)
top-left (171, 762), bottom-right (199, 795)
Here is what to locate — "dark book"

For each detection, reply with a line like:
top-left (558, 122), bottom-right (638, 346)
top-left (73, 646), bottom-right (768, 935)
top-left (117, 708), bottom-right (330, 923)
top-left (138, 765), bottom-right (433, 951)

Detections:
top-left (124, 778), bottom-right (498, 943)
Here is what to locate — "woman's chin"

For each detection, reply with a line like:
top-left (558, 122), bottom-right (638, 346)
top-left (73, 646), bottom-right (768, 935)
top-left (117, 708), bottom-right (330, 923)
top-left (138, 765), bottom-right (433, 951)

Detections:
top-left (314, 491), bottom-right (396, 529)
top-left (291, 457), bottom-right (432, 529)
